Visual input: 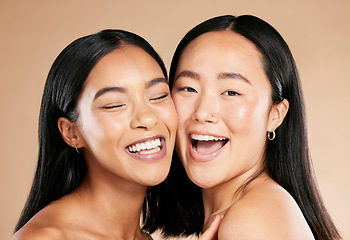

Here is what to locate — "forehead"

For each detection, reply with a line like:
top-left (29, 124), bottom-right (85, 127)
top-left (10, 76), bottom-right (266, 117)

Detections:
top-left (84, 45), bottom-right (163, 90)
top-left (178, 30), bottom-right (264, 70)
top-left (175, 30), bottom-right (271, 92)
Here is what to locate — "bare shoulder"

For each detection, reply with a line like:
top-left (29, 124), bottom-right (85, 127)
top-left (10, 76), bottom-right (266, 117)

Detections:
top-left (218, 180), bottom-right (314, 240)
top-left (12, 224), bottom-right (65, 240)
top-left (12, 199), bottom-right (73, 240)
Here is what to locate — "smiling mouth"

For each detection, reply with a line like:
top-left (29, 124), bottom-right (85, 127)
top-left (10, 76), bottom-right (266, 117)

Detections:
top-left (127, 137), bottom-right (163, 155)
top-left (190, 134), bottom-right (228, 154)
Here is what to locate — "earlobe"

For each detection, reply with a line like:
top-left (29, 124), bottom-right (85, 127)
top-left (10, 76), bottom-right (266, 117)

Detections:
top-left (57, 117), bottom-right (83, 148)
top-left (268, 99), bottom-right (289, 131)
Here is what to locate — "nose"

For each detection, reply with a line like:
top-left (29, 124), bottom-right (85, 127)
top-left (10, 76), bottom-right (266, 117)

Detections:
top-left (192, 93), bottom-right (219, 124)
top-left (130, 104), bottom-right (158, 130)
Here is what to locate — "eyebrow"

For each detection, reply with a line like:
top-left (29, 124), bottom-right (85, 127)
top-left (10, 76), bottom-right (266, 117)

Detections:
top-left (145, 77), bottom-right (168, 88)
top-left (93, 77), bottom-right (168, 100)
top-left (175, 70), bottom-right (251, 85)
top-left (175, 70), bottom-right (200, 81)
top-left (94, 86), bottom-right (126, 100)
top-left (218, 72), bottom-right (252, 85)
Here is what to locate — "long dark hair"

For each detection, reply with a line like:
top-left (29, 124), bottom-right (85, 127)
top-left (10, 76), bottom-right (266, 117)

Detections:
top-left (151, 15), bottom-right (341, 240)
top-left (15, 29), bottom-right (168, 232)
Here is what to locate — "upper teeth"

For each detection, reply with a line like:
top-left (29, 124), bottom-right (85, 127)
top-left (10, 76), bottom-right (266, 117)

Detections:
top-left (128, 138), bottom-right (161, 153)
top-left (191, 134), bottom-right (226, 141)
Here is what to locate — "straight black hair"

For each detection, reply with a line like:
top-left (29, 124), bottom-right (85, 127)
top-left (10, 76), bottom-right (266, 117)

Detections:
top-left (15, 29), bottom-right (168, 232)
top-left (149, 15), bottom-right (341, 240)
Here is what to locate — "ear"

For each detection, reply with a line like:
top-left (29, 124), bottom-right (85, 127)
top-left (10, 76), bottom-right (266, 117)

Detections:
top-left (267, 99), bottom-right (289, 131)
top-left (57, 117), bottom-right (85, 148)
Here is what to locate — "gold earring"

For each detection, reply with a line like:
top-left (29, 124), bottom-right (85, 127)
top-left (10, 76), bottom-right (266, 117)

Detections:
top-left (267, 130), bottom-right (276, 140)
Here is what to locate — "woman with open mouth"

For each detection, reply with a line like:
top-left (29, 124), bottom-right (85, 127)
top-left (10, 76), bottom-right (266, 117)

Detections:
top-left (155, 15), bottom-right (341, 240)
top-left (13, 29), bottom-right (179, 240)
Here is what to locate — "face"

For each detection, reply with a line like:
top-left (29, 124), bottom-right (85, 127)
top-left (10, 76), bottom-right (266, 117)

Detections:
top-left (172, 31), bottom-right (281, 189)
top-left (75, 45), bottom-right (177, 187)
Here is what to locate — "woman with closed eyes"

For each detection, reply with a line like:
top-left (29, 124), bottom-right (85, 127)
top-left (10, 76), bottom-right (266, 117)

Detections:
top-left (13, 29), bottom-right (220, 240)
top-left (12, 29), bottom-right (178, 240)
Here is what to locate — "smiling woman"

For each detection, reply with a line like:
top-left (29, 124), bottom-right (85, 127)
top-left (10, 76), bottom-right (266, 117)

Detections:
top-left (154, 15), bottom-right (342, 240)
top-left (12, 30), bottom-right (178, 240)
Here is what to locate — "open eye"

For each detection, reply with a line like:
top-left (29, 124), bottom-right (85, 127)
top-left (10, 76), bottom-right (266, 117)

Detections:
top-left (150, 93), bottom-right (169, 102)
top-left (179, 87), bottom-right (197, 93)
top-left (222, 90), bottom-right (240, 96)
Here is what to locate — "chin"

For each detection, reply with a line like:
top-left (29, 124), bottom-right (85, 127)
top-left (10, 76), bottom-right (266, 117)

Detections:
top-left (192, 179), bottom-right (215, 189)
top-left (144, 169), bottom-right (169, 186)
top-left (187, 170), bottom-right (217, 189)
top-left (146, 177), bottom-right (166, 186)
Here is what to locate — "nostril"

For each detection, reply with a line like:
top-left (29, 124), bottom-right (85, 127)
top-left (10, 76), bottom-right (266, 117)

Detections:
top-left (130, 111), bottom-right (158, 130)
top-left (136, 125), bottom-right (147, 129)
top-left (192, 111), bottom-right (217, 123)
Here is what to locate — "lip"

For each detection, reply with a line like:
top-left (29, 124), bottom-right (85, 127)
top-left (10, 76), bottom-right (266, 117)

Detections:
top-left (187, 131), bottom-right (228, 162)
top-left (125, 135), bottom-right (167, 162)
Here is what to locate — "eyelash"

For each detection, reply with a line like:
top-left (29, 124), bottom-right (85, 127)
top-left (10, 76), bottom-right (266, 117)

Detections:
top-left (102, 104), bottom-right (126, 110)
top-left (150, 93), bottom-right (169, 101)
top-left (179, 87), bottom-right (197, 93)
top-left (179, 87), bottom-right (240, 97)
top-left (101, 93), bottom-right (169, 111)
top-left (222, 90), bottom-right (240, 96)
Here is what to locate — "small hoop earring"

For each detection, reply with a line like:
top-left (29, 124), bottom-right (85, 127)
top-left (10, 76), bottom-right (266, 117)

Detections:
top-left (72, 144), bottom-right (81, 154)
top-left (267, 130), bottom-right (276, 140)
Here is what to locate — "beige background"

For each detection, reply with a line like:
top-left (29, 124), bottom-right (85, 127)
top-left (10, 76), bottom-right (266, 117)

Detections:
top-left (1, 0), bottom-right (349, 239)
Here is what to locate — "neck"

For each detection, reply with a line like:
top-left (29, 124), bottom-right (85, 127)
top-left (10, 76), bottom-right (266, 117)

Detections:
top-left (202, 168), bottom-right (266, 223)
top-left (72, 172), bottom-right (148, 239)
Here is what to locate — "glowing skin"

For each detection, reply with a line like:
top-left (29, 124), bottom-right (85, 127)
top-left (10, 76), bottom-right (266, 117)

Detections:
top-left (172, 31), bottom-right (276, 189)
top-left (171, 30), bottom-right (315, 240)
top-left (77, 45), bottom-right (178, 187)
top-left (12, 45), bottom-right (179, 240)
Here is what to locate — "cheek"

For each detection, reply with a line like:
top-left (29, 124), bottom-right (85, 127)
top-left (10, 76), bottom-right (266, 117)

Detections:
top-left (77, 96), bottom-right (108, 142)
top-left (224, 102), bottom-right (252, 129)
top-left (171, 96), bottom-right (189, 153)
top-left (224, 100), bottom-right (270, 133)
top-left (156, 101), bottom-right (178, 132)
top-left (80, 114), bottom-right (126, 148)
top-left (172, 96), bottom-right (191, 125)
top-left (78, 109), bottom-right (105, 141)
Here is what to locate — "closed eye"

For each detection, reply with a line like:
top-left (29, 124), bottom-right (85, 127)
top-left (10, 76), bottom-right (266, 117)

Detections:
top-left (150, 93), bottom-right (169, 102)
top-left (101, 104), bottom-right (126, 110)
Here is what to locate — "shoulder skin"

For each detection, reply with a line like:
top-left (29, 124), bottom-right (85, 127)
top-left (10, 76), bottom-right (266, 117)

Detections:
top-left (12, 224), bottom-right (65, 240)
top-left (218, 181), bottom-right (315, 240)
top-left (12, 199), bottom-right (71, 240)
